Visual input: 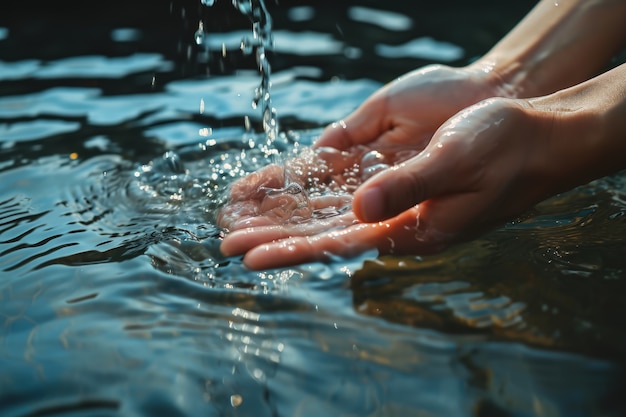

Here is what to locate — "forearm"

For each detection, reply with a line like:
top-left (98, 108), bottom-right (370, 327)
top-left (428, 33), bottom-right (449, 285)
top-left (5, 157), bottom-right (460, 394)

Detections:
top-left (472, 0), bottom-right (626, 98)
top-left (528, 62), bottom-right (626, 190)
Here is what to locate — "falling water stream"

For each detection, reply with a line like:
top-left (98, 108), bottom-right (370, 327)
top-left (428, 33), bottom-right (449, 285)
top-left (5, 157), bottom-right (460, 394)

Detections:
top-left (198, 0), bottom-right (279, 155)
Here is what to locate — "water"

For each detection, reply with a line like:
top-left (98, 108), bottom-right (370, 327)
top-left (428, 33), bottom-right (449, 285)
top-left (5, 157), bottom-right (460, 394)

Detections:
top-left (198, 0), bottom-right (279, 156)
top-left (1, 1), bottom-right (626, 416)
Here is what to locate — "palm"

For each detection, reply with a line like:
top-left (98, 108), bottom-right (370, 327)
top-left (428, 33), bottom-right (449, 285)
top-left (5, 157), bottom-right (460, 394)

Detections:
top-left (217, 139), bottom-right (428, 270)
top-left (217, 144), bottom-right (413, 232)
top-left (215, 145), bottom-right (428, 270)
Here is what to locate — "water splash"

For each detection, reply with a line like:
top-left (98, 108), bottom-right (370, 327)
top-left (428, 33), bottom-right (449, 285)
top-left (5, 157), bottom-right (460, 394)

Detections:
top-left (194, 3), bottom-right (397, 227)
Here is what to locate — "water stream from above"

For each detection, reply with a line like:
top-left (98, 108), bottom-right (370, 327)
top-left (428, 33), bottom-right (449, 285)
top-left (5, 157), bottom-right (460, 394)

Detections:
top-left (198, 0), bottom-right (279, 154)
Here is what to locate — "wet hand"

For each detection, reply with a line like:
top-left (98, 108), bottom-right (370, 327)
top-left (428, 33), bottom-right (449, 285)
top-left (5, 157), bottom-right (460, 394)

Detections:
top-left (218, 147), bottom-right (351, 231)
top-left (314, 63), bottom-right (508, 152)
top-left (217, 144), bottom-right (415, 233)
top-left (217, 63), bottom-right (519, 270)
top-left (220, 98), bottom-right (555, 269)
top-left (217, 143), bottom-right (421, 267)
top-left (352, 97), bottom-right (555, 240)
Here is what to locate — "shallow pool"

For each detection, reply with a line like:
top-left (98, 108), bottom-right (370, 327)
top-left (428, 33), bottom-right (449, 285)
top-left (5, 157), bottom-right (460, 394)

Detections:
top-left (1, 1), bottom-right (625, 416)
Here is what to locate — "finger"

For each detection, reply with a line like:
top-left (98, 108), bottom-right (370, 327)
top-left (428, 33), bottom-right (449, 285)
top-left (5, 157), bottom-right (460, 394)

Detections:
top-left (239, 207), bottom-right (444, 270)
top-left (416, 183), bottom-right (528, 243)
top-left (220, 211), bottom-right (357, 256)
top-left (229, 216), bottom-right (280, 230)
top-left (240, 223), bottom-right (380, 270)
top-left (353, 139), bottom-right (472, 223)
top-left (313, 92), bottom-right (388, 150)
top-left (227, 201), bottom-right (468, 270)
top-left (416, 195), bottom-right (486, 241)
top-left (217, 200), bottom-right (261, 230)
top-left (223, 193), bottom-right (353, 231)
top-left (229, 164), bottom-right (284, 202)
top-left (220, 226), bottom-right (293, 257)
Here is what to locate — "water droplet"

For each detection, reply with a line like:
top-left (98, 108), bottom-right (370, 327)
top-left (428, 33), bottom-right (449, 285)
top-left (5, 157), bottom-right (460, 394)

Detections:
top-left (361, 163), bottom-right (389, 181)
top-left (229, 0), bottom-right (279, 149)
top-left (194, 31), bottom-right (203, 45)
top-left (157, 151), bottom-right (185, 174)
top-left (234, 0), bottom-right (253, 15)
top-left (194, 21), bottom-right (205, 45)
top-left (240, 36), bottom-right (255, 55)
top-left (360, 150), bottom-right (386, 168)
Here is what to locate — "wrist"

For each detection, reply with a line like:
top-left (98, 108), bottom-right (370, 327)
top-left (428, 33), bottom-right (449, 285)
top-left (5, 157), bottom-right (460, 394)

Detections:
top-left (467, 56), bottom-right (540, 99)
top-left (470, 1), bottom-right (626, 101)
top-left (527, 69), bottom-right (626, 188)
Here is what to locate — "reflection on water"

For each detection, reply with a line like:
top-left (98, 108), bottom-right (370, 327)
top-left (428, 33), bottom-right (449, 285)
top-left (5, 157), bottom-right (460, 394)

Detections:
top-left (352, 188), bottom-right (626, 360)
top-left (1, 0), bottom-right (626, 416)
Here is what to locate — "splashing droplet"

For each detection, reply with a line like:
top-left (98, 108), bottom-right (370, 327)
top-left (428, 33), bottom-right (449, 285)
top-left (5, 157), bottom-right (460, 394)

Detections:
top-left (194, 21), bottom-right (205, 45)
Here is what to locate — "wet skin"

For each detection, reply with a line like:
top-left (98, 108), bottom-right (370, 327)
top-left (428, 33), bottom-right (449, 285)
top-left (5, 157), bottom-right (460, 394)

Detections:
top-left (218, 0), bottom-right (626, 270)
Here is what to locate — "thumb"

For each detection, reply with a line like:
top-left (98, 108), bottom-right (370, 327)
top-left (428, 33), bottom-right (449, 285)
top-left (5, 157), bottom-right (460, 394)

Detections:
top-left (353, 142), bottom-right (468, 222)
top-left (314, 92), bottom-right (388, 150)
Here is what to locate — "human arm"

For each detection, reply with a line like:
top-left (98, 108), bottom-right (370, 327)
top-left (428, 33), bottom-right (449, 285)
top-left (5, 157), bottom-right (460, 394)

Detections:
top-left (351, 0), bottom-right (626, 224)
top-left (222, 63), bottom-right (626, 269)
top-left (218, 0), bottom-right (626, 269)
top-left (317, 0), bottom-right (626, 153)
top-left (477, 0), bottom-right (626, 98)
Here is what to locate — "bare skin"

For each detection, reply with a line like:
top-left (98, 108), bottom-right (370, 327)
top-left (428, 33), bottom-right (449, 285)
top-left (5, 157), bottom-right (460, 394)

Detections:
top-left (219, 0), bottom-right (626, 269)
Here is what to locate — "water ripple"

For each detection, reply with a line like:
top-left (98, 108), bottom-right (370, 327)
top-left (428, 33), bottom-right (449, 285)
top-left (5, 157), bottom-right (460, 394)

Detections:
top-left (0, 53), bottom-right (172, 81)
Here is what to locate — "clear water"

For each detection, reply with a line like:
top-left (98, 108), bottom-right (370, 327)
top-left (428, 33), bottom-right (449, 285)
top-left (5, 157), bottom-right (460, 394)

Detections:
top-left (198, 0), bottom-right (280, 154)
top-left (1, 1), bottom-right (626, 416)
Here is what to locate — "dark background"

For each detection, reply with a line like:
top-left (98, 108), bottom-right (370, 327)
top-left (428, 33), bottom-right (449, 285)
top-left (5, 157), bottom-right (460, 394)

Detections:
top-left (0, 0), bottom-right (538, 83)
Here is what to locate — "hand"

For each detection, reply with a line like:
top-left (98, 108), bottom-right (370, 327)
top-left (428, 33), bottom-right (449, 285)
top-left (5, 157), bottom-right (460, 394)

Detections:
top-left (220, 97), bottom-right (561, 269)
top-left (218, 64), bottom-right (509, 262)
top-left (217, 0), bottom-right (626, 269)
top-left (314, 63), bottom-right (508, 153)
top-left (217, 144), bottom-right (413, 234)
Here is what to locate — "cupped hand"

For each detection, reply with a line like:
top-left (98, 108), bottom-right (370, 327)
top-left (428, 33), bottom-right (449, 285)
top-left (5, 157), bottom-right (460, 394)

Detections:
top-left (220, 97), bottom-right (559, 270)
top-left (314, 63), bottom-right (509, 152)
top-left (218, 65), bottom-right (509, 262)
top-left (217, 144), bottom-right (415, 236)
top-left (352, 98), bottom-right (555, 238)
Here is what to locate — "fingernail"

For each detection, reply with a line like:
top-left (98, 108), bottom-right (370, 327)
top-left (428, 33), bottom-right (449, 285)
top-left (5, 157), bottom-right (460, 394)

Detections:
top-left (356, 186), bottom-right (385, 222)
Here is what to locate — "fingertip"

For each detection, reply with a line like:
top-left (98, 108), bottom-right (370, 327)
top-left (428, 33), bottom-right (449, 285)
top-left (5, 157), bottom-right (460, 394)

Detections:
top-left (220, 226), bottom-right (294, 261)
top-left (354, 148), bottom-right (448, 223)
top-left (219, 228), bottom-right (265, 257)
top-left (242, 241), bottom-right (304, 270)
top-left (241, 243), bottom-right (273, 270)
top-left (353, 185), bottom-right (386, 223)
top-left (219, 234), bottom-right (239, 258)
top-left (314, 120), bottom-right (350, 150)
top-left (242, 235), bottom-right (335, 270)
